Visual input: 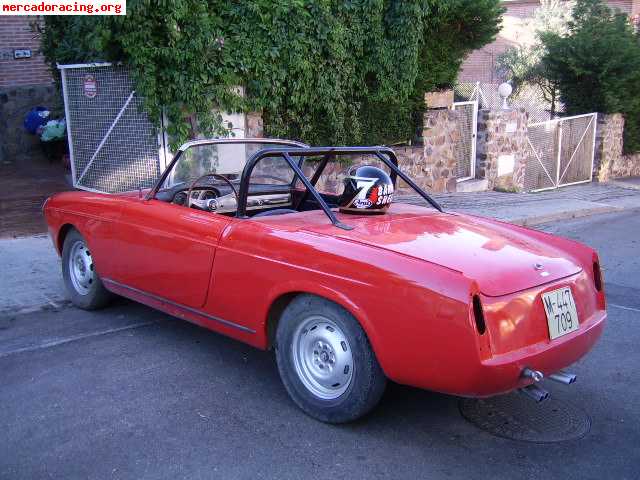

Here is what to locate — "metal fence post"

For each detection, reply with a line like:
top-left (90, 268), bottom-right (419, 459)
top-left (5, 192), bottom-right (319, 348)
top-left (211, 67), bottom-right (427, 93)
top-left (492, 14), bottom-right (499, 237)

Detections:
top-left (58, 66), bottom-right (76, 185)
top-left (555, 120), bottom-right (563, 188)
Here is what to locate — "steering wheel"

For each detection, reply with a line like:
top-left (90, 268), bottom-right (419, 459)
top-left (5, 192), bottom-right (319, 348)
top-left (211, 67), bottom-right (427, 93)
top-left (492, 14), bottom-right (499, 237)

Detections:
top-left (187, 173), bottom-right (238, 210)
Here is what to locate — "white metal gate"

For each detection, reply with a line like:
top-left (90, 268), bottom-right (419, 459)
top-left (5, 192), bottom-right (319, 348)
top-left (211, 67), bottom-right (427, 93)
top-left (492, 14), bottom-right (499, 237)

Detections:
top-left (524, 113), bottom-right (597, 192)
top-left (59, 63), bottom-right (168, 193)
top-left (452, 100), bottom-right (478, 182)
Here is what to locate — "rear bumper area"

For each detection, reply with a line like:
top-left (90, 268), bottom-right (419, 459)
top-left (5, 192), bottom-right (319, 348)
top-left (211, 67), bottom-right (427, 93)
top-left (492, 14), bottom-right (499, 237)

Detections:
top-left (463, 309), bottom-right (606, 397)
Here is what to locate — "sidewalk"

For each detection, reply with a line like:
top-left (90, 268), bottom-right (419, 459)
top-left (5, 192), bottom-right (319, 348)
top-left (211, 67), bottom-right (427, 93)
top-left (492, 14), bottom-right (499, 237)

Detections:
top-left (0, 235), bottom-right (67, 315)
top-left (1, 180), bottom-right (640, 316)
top-left (429, 181), bottom-right (640, 226)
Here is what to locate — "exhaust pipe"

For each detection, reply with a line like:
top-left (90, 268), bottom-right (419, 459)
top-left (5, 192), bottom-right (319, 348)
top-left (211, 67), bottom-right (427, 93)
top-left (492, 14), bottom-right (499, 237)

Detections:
top-left (548, 371), bottom-right (577, 385)
top-left (521, 367), bottom-right (544, 382)
top-left (519, 384), bottom-right (550, 403)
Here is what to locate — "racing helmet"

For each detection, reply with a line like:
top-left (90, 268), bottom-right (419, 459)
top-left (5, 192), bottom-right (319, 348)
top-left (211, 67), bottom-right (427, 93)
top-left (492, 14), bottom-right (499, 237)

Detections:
top-left (338, 165), bottom-right (394, 214)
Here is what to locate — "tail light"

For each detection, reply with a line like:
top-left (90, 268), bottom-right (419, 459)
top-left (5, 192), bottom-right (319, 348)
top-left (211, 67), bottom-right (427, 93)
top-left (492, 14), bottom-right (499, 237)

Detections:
top-left (472, 295), bottom-right (486, 335)
top-left (593, 261), bottom-right (603, 292)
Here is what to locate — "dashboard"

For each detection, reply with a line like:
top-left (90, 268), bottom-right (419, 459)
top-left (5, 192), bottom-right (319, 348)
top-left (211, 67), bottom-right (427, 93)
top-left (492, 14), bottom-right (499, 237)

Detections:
top-left (171, 188), bottom-right (219, 207)
top-left (168, 186), bottom-right (292, 214)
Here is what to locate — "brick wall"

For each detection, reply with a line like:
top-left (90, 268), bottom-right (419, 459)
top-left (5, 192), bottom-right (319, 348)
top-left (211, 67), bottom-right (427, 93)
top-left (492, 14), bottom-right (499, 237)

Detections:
top-left (459, 0), bottom-right (635, 83)
top-left (0, 16), bottom-right (53, 88)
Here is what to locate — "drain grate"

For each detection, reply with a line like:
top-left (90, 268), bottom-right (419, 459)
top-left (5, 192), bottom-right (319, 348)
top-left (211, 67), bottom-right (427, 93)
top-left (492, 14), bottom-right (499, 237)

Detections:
top-left (459, 392), bottom-right (591, 443)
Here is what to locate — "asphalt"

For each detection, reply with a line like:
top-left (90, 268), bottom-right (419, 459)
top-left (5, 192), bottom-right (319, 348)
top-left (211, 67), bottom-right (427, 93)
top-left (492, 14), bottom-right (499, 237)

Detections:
top-left (1, 212), bottom-right (640, 479)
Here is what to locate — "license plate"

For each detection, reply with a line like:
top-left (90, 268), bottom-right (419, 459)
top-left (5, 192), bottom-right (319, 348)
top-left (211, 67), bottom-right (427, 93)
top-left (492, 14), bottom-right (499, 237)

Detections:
top-left (542, 287), bottom-right (580, 340)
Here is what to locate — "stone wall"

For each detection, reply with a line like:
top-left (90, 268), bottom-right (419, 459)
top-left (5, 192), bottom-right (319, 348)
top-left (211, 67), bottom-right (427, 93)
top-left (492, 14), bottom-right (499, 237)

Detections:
top-left (249, 109), bottom-right (461, 194)
top-left (306, 148), bottom-right (425, 195)
top-left (421, 109), bottom-right (459, 192)
top-left (0, 84), bottom-right (62, 165)
top-left (310, 110), bottom-right (460, 194)
top-left (476, 108), bottom-right (529, 191)
top-left (594, 113), bottom-right (640, 181)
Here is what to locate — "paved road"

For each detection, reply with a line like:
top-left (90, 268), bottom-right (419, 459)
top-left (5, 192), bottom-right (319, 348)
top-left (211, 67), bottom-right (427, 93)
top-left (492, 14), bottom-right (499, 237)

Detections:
top-left (1, 211), bottom-right (639, 479)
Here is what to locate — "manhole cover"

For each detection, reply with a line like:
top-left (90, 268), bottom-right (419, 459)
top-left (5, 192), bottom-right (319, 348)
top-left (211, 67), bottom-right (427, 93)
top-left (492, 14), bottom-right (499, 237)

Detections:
top-left (459, 392), bottom-right (591, 443)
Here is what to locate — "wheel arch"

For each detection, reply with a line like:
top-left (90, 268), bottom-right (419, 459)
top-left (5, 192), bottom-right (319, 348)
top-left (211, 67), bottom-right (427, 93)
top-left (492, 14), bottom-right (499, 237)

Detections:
top-left (56, 223), bottom-right (78, 254)
top-left (264, 286), bottom-right (380, 359)
top-left (265, 292), bottom-right (300, 349)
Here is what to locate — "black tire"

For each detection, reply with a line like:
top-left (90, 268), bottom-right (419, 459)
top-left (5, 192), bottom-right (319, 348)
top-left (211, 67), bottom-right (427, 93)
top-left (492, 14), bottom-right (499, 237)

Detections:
top-left (61, 229), bottom-right (112, 310)
top-left (275, 294), bottom-right (387, 423)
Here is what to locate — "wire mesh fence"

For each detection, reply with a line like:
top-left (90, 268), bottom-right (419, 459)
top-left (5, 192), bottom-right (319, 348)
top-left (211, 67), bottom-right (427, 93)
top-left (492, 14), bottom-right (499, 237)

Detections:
top-left (523, 122), bottom-right (559, 191)
top-left (451, 101), bottom-right (477, 180)
top-left (523, 113), bottom-right (596, 192)
top-left (558, 115), bottom-right (596, 186)
top-left (60, 64), bottom-right (164, 193)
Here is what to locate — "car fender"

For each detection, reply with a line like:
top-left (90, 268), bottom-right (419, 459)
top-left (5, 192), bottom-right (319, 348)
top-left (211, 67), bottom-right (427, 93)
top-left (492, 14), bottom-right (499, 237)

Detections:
top-left (263, 280), bottom-right (380, 358)
top-left (43, 191), bottom-right (123, 280)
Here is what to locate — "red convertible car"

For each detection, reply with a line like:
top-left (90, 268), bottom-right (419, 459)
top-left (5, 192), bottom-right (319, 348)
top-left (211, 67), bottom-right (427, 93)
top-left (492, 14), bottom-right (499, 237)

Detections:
top-left (43, 139), bottom-right (606, 423)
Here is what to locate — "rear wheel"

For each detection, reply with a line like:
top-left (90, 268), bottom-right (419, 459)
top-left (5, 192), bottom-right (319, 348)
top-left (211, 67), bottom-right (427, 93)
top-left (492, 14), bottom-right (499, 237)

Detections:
top-left (61, 229), bottom-right (112, 310)
top-left (275, 295), bottom-right (386, 423)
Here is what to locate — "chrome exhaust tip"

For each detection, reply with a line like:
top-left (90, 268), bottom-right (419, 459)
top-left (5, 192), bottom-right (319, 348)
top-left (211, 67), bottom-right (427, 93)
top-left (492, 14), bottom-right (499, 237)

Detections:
top-left (521, 367), bottom-right (544, 382)
top-left (519, 384), bottom-right (550, 403)
top-left (548, 371), bottom-right (577, 385)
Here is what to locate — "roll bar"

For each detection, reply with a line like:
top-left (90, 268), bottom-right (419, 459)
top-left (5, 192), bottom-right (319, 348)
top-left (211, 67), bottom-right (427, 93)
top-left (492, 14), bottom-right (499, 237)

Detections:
top-left (237, 146), bottom-right (443, 230)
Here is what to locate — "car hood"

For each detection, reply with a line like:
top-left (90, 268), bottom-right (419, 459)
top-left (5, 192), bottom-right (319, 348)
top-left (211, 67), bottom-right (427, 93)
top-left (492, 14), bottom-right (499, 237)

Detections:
top-left (304, 209), bottom-right (582, 296)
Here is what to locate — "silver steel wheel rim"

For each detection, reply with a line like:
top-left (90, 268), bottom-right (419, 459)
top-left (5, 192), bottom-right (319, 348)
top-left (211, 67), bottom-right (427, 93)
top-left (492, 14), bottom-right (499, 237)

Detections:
top-left (292, 315), bottom-right (354, 400)
top-left (68, 240), bottom-right (94, 296)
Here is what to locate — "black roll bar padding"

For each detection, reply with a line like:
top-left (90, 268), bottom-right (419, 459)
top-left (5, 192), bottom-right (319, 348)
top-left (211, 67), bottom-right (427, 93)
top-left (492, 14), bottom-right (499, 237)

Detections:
top-left (283, 152), bottom-right (354, 230)
top-left (237, 148), bottom-right (353, 230)
top-left (294, 152), bottom-right (332, 211)
top-left (237, 146), bottom-right (443, 228)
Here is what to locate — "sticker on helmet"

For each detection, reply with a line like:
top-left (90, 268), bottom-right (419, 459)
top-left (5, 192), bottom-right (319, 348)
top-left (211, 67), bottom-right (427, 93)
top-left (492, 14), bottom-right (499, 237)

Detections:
top-left (353, 198), bottom-right (373, 208)
top-left (349, 179), bottom-right (394, 209)
top-left (351, 178), bottom-right (376, 209)
top-left (369, 183), bottom-right (393, 206)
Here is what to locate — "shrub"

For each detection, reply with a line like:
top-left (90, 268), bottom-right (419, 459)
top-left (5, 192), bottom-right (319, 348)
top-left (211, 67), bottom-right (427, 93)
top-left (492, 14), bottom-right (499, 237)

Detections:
top-left (41, 0), bottom-right (503, 147)
top-left (541, 0), bottom-right (640, 152)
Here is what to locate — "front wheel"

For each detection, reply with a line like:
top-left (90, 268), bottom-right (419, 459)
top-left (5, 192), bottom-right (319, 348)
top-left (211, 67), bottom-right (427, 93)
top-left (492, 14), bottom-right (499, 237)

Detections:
top-left (61, 229), bottom-right (112, 310)
top-left (275, 295), bottom-right (387, 423)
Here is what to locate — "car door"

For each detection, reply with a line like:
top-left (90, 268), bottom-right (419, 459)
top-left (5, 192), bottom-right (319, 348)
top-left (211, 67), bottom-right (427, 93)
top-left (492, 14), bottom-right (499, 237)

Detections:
top-left (108, 196), bottom-right (232, 309)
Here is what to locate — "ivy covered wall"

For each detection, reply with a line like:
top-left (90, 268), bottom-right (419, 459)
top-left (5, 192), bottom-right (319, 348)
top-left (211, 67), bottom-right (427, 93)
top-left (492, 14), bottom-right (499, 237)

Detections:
top-left (40, 0), bottom-right (503, 147)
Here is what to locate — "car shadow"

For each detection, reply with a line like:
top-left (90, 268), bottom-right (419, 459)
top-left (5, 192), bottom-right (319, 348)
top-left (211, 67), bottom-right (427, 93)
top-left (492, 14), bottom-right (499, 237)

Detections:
top-left (104, 297), bottom-right (466, 434)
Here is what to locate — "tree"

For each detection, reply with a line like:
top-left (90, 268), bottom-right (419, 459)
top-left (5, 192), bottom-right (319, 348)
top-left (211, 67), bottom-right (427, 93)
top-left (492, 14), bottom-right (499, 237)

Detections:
top-left (40, 0), bottom-right (503, 147)
top-left (541, 0), bottom-right (640, 152)
top-left (496, 0), bottom-right (574, 117)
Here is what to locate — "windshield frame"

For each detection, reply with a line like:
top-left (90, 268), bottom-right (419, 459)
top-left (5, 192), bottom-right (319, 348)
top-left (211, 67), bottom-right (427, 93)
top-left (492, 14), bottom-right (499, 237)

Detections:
top-left (146, 138), bottom-right (309, 200)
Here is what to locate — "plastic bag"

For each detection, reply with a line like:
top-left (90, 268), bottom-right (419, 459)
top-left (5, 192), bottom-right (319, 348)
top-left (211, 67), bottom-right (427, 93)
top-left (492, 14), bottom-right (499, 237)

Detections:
top-left (40, 119), bottom-right (67, 142)
top-left (24, 107), bottom-right (50, 134)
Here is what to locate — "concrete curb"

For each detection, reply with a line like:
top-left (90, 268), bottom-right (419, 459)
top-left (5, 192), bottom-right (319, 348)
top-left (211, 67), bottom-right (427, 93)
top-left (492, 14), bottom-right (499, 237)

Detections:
top-left (609, 179), bottom-right (640, 191)
top-left (511, 205), bottom-right (624, 227)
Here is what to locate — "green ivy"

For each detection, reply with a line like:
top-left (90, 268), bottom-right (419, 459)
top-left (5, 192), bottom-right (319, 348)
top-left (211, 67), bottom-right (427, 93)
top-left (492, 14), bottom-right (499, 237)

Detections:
top-left (41, 0), bottom-right (503, 148)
